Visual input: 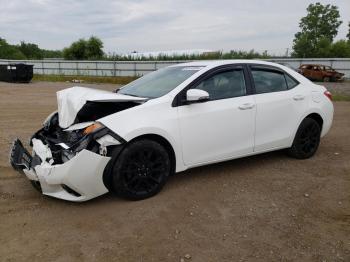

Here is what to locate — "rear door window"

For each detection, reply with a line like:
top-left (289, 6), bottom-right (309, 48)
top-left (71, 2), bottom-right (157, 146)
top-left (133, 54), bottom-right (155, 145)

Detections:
top-left (251, 69), bottom-right (288, 94)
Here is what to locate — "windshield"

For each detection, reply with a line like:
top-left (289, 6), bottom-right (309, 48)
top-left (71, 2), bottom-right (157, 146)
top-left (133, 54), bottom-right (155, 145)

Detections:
top-left (117, 66), bottom-right (203, 98)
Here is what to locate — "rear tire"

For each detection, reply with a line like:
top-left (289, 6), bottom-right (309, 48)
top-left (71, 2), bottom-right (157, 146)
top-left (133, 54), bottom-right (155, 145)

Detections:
top-left (111, 139), bottom-right (171, 200)
top-left (287, 118), bottom-right (321, 159)
top-left (323, 76), bottom-right (330, 82)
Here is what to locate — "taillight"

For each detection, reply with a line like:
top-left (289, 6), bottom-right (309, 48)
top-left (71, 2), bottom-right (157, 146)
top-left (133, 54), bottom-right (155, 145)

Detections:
top-left (324, 90), bottom-right (332, 101)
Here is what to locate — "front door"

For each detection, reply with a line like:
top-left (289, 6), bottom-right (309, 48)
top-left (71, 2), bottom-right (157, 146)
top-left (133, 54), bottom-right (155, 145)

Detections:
top-left (177, 66), bottom-right (256, 166)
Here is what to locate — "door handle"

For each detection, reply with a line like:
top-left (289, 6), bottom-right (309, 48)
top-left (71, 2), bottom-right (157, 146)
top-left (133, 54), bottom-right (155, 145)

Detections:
top-left (293, 95), bottom-right (305, 101)
top-left (239, 103), bottom-right (255, 110)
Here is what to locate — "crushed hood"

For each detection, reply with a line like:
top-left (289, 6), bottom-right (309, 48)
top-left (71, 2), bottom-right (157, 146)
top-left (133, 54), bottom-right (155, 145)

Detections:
top-left (57, 86), bottom-right (146, 128)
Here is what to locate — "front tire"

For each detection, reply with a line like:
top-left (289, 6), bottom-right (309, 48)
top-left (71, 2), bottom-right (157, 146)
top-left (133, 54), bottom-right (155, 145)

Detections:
top-left (111, 139), bottom-right (171, 200)
top-left (287, 118), bottom-right (321, 159)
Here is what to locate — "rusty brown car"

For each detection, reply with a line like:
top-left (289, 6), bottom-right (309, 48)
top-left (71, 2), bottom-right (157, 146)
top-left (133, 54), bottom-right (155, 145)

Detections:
top-left (298, 64), bottom-right (344, 82)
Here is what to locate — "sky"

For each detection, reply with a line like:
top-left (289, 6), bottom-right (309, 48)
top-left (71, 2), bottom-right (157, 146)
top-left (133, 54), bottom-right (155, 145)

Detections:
top-left (0, 0), bottom-right (349, 56)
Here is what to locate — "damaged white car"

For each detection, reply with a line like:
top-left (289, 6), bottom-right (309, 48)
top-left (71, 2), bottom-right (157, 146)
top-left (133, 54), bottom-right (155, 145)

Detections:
top-left (10, 60), bottom-right (334, 202)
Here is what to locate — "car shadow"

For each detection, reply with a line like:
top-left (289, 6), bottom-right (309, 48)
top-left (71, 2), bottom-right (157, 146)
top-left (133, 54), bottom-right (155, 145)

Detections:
top-left (172, 149), bottom-right (288, 178)
top-left (42, 149), bottom-right (294, 206)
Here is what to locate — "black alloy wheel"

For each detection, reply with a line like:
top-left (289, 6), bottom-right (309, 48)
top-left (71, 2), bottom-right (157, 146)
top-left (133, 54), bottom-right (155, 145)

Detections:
top-left (287, 118), bottom-right (321, 159)
top-left (111, 139), bottom-right (171, 200)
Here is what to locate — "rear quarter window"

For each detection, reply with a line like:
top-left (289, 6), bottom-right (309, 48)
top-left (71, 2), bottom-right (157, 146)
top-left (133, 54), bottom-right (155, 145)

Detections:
top-left (285, 74), bottom-right (299, 89)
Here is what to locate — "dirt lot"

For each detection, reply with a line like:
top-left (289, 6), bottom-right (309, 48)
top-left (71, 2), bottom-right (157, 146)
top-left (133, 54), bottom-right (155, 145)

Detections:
top-left (0, 81), bottom-right (349, 262)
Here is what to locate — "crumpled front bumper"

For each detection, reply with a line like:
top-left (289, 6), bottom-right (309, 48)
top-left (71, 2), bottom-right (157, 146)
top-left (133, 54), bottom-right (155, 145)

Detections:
top-left (10, 138), bottom-right (111, 202)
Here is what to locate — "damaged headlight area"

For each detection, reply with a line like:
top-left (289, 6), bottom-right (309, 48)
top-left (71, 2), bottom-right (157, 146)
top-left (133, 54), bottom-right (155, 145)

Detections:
top-left (31, 112), bottom-right (125, 165)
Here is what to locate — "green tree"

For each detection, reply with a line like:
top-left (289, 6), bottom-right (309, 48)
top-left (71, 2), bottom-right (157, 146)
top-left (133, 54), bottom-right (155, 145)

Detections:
top-left (292, 33), bottom-right (315, 57)
top-left (329, 40), bottom-right (350, 57)
top-left (41, 49), bottom-right (63, 58)
top-left (292, 2), bottom-right (342, 57)
top-left (0, 38), bottom-right (26, 59)
top-left (63, 39), bottom-right (87, 60)
top-left (347, 22), bottom-right (350, 41)
top-left (314, 37), bottom-right (332, 57)
top-left (86, 36), bottom-right (104, 59)
top-left (18, 41), bottom-right (43, 59)
top-left (63, 36), bottom-right (104, 60)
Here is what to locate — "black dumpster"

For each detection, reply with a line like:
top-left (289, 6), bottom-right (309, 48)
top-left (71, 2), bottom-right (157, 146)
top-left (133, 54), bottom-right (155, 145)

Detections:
top-left (0, 63), bottom-right (33, 83)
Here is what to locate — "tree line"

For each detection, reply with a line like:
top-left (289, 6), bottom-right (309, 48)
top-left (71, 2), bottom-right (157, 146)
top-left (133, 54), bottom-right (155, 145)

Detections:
top-left (292, 2), bottom-right (350, 58)
top-left (0, 2), bottom-right (350, 60)
top-left (0, 36), bottom-right (271, 60)
top-left (0, 38), bottom-right (62, 59)
top-left (0, 36), bottom-right (103, 60)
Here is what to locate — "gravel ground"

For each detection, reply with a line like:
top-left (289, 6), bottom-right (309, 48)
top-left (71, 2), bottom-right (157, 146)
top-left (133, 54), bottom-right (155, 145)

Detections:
top-left (0, 81), bottom-right (349, 262)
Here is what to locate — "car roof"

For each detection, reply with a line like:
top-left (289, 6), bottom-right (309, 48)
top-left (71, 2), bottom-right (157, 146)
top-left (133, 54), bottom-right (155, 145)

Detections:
top-left (170, 60), bottom-right (287, 68)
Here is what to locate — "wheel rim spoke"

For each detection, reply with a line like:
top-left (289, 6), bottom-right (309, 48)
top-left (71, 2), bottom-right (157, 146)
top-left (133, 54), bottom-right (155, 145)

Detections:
top-left (299, 123), bottom-right (319, 154)
top-left (120, 147), bottom-right (168, 195)
top-left (148, 176), bottom-right (160, 185)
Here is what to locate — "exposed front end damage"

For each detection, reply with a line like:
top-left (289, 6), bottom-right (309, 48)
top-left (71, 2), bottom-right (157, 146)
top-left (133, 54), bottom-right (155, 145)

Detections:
top-left (10, 117), bottom-right (125, 201)
top-left (23, 145), bottom-right (111, 202)
top-left (9, 86), bottom-right (145, 202)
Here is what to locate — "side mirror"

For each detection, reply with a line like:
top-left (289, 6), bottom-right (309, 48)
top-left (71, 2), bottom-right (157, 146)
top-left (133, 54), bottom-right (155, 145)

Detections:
top-left (186, 89), bottom-right (209, 103)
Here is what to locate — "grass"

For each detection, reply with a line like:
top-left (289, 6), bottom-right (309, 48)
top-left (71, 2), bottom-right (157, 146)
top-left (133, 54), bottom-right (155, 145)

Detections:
top-left (332, 94), bottom-right (350, 101)
top-left (32, 74), bottom-right (138, 85)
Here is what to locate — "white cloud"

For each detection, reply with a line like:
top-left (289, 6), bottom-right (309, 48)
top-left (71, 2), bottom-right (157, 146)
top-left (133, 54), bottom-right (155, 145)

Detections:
top-left (0, 0), bottom-right (349, 55)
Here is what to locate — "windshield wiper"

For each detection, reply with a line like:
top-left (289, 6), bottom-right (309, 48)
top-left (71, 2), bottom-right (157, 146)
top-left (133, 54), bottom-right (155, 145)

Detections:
top-left (119, 93), bottom-right (142, 98)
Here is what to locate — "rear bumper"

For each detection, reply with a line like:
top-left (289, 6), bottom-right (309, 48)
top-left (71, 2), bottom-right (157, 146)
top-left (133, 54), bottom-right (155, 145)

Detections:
top-left (321, 101), bottom-right (334, 138)
top-left (10, 138), bottom-right (111, 202)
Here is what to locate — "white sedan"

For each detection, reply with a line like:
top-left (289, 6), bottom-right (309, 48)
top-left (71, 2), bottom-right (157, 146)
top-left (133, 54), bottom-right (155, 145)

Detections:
top-left (10, 60), bottom-right (334, 202)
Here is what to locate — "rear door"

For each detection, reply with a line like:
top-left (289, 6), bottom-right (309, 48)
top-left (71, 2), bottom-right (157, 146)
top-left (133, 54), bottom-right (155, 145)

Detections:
top-left (249, 65), bottom-right (309, 152)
